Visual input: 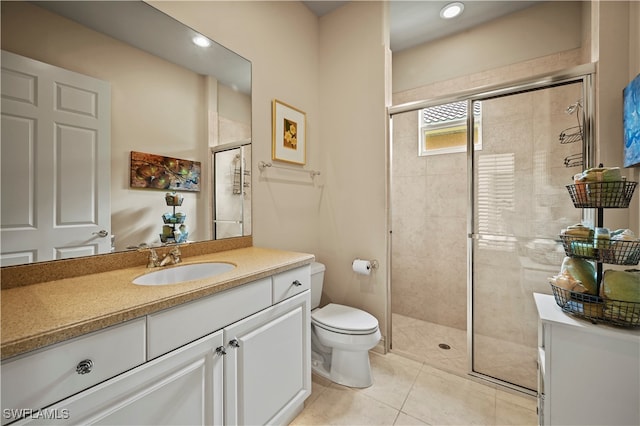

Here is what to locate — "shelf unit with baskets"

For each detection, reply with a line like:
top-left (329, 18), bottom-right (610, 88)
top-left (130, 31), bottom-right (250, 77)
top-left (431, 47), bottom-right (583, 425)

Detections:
top-left (160, 192), bottom-right (188, 244)
top-left (550, 177), bottom-right (640, 327)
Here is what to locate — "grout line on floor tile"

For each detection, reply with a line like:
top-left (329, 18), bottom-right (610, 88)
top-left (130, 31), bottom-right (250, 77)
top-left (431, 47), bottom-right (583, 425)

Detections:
top-left (397, 358), bottom-right (423, 414)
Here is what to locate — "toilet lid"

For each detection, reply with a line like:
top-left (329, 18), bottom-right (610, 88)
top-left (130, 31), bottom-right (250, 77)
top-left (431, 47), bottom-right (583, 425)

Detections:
top-left (311, 303), bottom-right (379, 334)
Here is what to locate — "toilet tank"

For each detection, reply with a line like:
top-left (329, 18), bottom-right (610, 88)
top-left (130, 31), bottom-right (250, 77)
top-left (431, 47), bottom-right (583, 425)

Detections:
top-left (310, 262), bottom-right (325, 309)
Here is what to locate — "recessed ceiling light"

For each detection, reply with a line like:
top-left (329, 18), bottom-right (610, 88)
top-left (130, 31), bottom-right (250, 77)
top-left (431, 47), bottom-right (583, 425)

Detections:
top-left (192, 35), bottom-right (211, 48)
top-left (440, 2), bottom-right (464, 19)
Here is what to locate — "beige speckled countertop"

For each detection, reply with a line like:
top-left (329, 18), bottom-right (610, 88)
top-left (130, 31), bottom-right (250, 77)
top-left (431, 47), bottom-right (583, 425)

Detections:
top-left (1, 246), bottom-right (314, 360)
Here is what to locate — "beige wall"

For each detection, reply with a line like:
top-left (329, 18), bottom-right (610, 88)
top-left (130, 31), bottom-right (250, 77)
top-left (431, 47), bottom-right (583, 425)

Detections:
top-left (316, 1), bottom-right (390, 339)
top-left (595, 1), bottom-right (627, 230)
top-left (217, 84), bottom-right (251, 145)
top-left (592, 1), bottom-right (639, 231)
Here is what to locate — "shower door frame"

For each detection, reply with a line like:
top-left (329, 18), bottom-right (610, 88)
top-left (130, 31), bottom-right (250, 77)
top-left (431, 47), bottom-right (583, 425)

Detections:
top-left (211, 141), bottom-right (252, 240)
top-left (387, 63), bottom-right (595, 393)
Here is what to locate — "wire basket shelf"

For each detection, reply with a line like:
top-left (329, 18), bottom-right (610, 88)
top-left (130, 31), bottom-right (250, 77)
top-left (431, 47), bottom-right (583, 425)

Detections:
top-left (558, 235), bottom-right (640, 265)
top-left (566, 181), bottom-right (637, 208)
top-left (550, 283), bottom-right (640, 327)
top-left (162, 214), bottom-right (186, 224)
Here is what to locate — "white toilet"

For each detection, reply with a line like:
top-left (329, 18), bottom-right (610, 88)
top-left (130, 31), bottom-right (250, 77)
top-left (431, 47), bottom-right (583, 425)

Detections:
top-left (310, 262), bottom-right (381, 388)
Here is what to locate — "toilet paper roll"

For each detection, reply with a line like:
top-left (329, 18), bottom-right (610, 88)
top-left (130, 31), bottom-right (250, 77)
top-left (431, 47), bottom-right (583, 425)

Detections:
top-left (352, 259), bottom-right (371, 275)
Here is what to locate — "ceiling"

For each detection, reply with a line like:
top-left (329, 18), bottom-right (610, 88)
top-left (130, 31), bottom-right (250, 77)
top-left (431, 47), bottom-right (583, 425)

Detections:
top-left (33, 0), bottom-right (542, 92)
top-left (304, 1), bottom-right (542, 52)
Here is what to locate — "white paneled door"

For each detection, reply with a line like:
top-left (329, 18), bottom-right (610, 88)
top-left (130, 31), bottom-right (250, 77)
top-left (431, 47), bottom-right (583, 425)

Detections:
top-left (1, 50), bottom-right (111, 265)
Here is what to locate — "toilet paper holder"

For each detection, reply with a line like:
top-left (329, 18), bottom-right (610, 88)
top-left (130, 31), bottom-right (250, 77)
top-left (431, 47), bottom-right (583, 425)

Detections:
top-left (352, 259), bottom-right (379, 270)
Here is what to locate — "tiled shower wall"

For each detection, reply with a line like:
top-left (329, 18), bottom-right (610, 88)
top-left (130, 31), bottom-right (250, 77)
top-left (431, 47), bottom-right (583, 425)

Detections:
top-left (391, 49), bottom-right (585, 332)
top-left (391, 117), bottom-right (468, 329)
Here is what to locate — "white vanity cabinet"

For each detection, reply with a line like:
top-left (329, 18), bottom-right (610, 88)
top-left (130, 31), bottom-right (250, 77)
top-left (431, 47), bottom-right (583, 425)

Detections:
top-left (534, 293), bottom-right (640, 426)
top-left (12, 331), bottom-right (225, 426)
top-left (3, 264), bottom-right (311, 426)
top-left (224, 291), bottom-right (310, 425)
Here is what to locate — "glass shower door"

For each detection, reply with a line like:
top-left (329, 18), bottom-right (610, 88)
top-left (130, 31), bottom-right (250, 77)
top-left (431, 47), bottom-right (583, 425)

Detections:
top-left (212, 143), bottom-right (251, 239)
top-left (470, 81), bottom-right (586, 391)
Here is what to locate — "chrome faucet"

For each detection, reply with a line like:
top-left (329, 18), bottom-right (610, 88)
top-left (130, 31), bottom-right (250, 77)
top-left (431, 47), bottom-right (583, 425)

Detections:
top-left (144, 247), bottom-right (181, 268)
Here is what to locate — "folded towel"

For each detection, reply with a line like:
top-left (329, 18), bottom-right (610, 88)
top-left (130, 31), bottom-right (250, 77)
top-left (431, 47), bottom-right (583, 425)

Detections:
top-left (549, 271), bottom-right (589, 294)
top-left (560, 257), bottom-right (597, 295)
top-left (575, 167), bottom-right (622, 182)
top-left (594, 227), bottom-right (611, 249)
top-left (569, 241), bottom-right (595, 257)
top-left (611, 229), bottom-right (637, 241)
top-left (562, 223), bottom-right (593, 239)
top-left (602, 270), bottom-right (640, 302)
top-left (603, 305), bottom-right (639, 323)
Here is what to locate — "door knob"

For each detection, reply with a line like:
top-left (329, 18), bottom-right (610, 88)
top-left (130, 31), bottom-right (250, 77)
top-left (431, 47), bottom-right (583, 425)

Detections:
top-left (92, 230), bottom-right (109, 238)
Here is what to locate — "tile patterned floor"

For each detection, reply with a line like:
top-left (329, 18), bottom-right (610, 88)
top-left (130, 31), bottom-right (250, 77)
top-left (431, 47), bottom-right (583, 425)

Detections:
top-left (291, 352), bottom-right (538, 426)
top-left (292, 313), bottom-right (538, 425)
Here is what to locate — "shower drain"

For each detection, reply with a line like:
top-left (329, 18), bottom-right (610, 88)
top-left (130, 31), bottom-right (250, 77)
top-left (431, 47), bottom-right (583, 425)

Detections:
top-left (438, 343), bottom-right (451, 350)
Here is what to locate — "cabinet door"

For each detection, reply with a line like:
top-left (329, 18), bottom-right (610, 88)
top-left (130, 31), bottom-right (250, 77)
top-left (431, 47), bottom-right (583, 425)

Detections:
top-left (224, 291), bottom-right (311, 426)
top-left (13, 331), bottom-right (224, 426)
top-left (547, 323), bottom-right (640, 426)
top-left (537, 321), bottom-right (549, 426)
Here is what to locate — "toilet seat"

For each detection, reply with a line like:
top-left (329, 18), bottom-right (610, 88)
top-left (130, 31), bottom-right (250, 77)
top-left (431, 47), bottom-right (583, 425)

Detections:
top-left (311, 303), bottom-right (378, 335)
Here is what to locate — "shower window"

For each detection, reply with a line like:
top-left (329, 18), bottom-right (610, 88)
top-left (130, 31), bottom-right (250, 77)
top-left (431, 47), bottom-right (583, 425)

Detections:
top-left (418, 101), bottom-right (482, 156)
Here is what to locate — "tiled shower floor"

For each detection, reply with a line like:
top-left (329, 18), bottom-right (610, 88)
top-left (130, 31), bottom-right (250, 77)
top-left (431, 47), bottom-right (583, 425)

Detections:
top-left (391, 313), bottom-right (468, 376)
top-left (391, 313), bottom-right (537, 391)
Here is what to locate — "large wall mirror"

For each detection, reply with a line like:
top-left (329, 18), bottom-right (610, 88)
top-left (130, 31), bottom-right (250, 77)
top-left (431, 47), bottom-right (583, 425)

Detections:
top-left (1, 1), bottom-right (252, 266)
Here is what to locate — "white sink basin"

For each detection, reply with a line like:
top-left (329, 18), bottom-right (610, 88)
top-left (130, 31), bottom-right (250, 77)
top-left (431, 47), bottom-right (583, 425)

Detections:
top-left (133, 262), bottom-right (235, 285)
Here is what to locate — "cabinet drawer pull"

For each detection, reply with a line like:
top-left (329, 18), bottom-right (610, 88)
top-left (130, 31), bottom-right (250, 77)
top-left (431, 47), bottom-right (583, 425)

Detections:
top-left (292, 280), bottom-right (302, 287)
top-left (76, 359), bottom-right (94, 375)
top-left (215, 346), bottom-right (227, 356)
top-left (229, 339), bottom-right (240, 348)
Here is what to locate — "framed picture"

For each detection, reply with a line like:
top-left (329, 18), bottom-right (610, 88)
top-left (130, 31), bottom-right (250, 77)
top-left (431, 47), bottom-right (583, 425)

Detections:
top-left (130, 151), bottom-right (201, 191)
top-left (623, 73), bottom-right (640, 167)
top-left (272, 99), bottom-right (306, 165)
